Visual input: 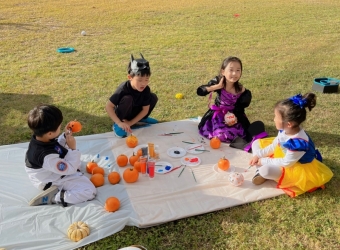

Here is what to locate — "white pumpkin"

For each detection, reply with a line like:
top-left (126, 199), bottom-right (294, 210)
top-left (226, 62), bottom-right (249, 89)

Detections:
top-left (224, 112), bottom-right (237, 126)
top-left (229, 172), bottom-right (244, 186)
top-left (67, 221), bottom-right (90, 242)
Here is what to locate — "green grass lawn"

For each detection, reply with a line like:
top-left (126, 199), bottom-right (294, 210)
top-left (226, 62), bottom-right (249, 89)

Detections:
top-left (1, 0), bottom-right (339, 249)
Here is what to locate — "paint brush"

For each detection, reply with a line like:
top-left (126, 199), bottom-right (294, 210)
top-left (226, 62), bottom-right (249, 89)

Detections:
top-left (190, 167), bottom-right (197, 182)
top-left (195, 149), bottom-right (210, 152)
top-left (188, 145), bottom-right (203, 151)
top-left (244, 165), bottom-right (252, 172)
top-left (166, 165), bottom-right (183, 174)
top-left (182, 141), bottom-right (195, 144)
top-left (159, 132), bottom-right (184, 136)
top-left (178, 165), bottom-right (187, 177)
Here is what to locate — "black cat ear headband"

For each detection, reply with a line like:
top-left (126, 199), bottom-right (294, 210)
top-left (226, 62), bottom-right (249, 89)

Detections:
top-left (130, 53), bottom-right (150, 74)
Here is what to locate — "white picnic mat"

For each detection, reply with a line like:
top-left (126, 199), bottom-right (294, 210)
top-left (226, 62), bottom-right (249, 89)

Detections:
top-left (0, 120), bottom-right (284, 250)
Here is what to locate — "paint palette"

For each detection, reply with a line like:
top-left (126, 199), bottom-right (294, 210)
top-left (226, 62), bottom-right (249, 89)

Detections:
top-left (180, 156), bottom-right (201, 167)
top-left (167, 147), bottom-right (186, 158)
top-left (212, 164), bottom-right (235, 174)
top-left (185, 144), bottom-right (205, 154)
top-left (155, 161), bottom-right (173, 174)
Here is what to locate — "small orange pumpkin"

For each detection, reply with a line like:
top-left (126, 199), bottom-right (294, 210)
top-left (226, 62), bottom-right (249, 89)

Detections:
top-left (210, 137), bottom-right (221, 149)
top-left (108, 172), bottom-right (121, 185)
top-left (136, 149), bottom-right (143, 157)
top-left (105, 197), bottom-right (120, 212)
top-left (92, 166), bottom-right (105, 176)
top-left (218, 156), bottom-right (230, 171)
top-left (123, 167), bottom-right (139, 183)
top-left (117, 154), bottom-right (128, 167)
top-left (129, 153), bottom-right (139, 166)
top-left (126, 134), bottom-right (138, 148)
top-left (68, 120), bottom-right (82, 133)
top-left (134, 160), bottom-right (141, 172)
top-left (90, 173), bottom-right (105, 187)
top-left (86, 160), bottom-right (98, 174)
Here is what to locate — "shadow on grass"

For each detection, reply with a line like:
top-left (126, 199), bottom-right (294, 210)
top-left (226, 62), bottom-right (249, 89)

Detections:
top-left (0, 93), bottom-right (112, 145)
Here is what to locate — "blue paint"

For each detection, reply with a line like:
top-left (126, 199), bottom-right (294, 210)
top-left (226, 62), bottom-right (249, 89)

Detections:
top-left (158, 169), bottom-right (163, 172)
top-left (105, 156), bottom-right (109, 160)
top-left (165, 166), bottom-right (171, 170)
top-left (97, 154), bottom-right (100, 158)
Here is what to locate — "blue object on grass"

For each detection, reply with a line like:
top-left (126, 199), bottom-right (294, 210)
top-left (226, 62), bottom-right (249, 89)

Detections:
top-left (57, 47), bottom-right (75, 53)
top-left (312, 77), bottom-right (339, 93)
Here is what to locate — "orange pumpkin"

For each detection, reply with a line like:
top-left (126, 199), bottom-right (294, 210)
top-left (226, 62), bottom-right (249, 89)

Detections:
top-left (90, 173), bottom-right (105, 187)
top-left (68, 120), bottom-right (82, 133)
top-left (105, 197), bottom-right (120, 212)
top-left (86, 160), bottom-right (98, 174)
top-left (134, 160), bottom-right (141, 172)
top-left (108, 172), bottom-right (121, 185)
top-left (129, 153), bottom-right (139, 166)
top-left (123, 168), bottom-right (139, 183)
top-left (117, 154), bottom-right (128, 167)
top-left (210, 137), bottom-right (221, 149)
top-left (92, 166), bottom-right (105, 176)
top-left (126, 134), bottom-right (138, 148)
top-left (136, 149), bottom-right (143, 157)
top-left (218, 156), bottom-right (230, 171)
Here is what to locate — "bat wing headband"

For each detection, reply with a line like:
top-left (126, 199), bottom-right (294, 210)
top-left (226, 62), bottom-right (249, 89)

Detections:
top-left (130, 53), bottom-right (150, 74)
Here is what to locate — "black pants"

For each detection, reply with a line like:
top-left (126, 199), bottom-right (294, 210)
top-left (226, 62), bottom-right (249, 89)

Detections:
top-left (115, 93), bottom-right (158, 121)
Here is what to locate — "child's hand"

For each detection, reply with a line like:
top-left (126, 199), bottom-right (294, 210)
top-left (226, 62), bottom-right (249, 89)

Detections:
top-left (119, 120), bottom-right (132, 133)
top-left (64, 123), bottom-right (72, 134)
top-left (249, 156), bottom-right (259, 166)
top-left (65, 130), bottom-right (76, 150)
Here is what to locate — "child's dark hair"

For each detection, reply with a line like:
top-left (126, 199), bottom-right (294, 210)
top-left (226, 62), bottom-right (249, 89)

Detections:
top-left (127, 53), bottom-right (151, 77)
top-left (275, 93), bottom-right (316, 126)
top-left (217, 56), bottom-right (243, 93)
top-left (27, 104), bottom-right (63, 137)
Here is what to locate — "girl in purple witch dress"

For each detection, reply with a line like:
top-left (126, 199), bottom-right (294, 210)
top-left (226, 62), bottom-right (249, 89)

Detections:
top-left (197, 56), bottom-right (252, 143)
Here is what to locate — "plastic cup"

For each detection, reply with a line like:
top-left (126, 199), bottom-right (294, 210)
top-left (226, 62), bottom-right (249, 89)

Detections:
top-left (147, 160), bottom-right (155, 179)
top-left (140, 156), bottom-right (147, 175)
top-left (154, 145), bottom-right (160, 160)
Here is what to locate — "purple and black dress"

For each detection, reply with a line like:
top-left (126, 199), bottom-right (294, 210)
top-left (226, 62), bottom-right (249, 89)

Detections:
top-left (197, 76), bottom-right (252, 143)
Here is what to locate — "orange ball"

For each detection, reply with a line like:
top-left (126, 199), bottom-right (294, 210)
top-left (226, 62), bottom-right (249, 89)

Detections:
top-left (136, 149), bottom-right (143, 157)
top-left (129, 153), bottom-right (139, 166)
top-left (68, 120), bottom-right (82, 133)
top-left (210, 137), bottom-right (221, 149)
top-left (126, 134), bottom-right (138, 148)
top-left (123, 168), bottom-right (139, 183)
top-left (92, 166), bottom-right (105, 176)
top-left (90, 173), bottom-right (105, 187)
top-left (86, 160), bottom-right (98, 174)
top-left (108, 172), bottom-right (121, 185)
top-left (105, 197), bottom-right (120, 212)
top-left (117, 154), bottom-right (128, 167)
top-left (134, 160), bottom-right (141, 172)
top-left (218, 157), bottom-right (230, 171)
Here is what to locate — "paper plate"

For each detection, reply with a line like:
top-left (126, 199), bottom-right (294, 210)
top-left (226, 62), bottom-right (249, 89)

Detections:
top-left (185, 144), bottom-right (205, 154)
top-left (167, 147), bottom-right (186, 158)
top-left (155, 161), bottom-right (173, 174)
top-left (180, 156), bottom-right (201, 167)
top-left (212, 164), bottom-right (235, 174)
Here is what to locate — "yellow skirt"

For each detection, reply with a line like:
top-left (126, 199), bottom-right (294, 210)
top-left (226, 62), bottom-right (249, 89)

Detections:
top-left (258, 138), bottom-right (334, 197)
